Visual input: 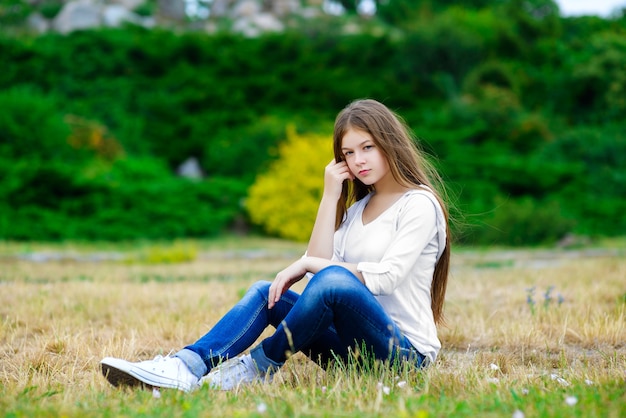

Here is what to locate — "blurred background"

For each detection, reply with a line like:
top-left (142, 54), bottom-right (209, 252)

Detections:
top-left (1, 0), bottom-right (625, 246)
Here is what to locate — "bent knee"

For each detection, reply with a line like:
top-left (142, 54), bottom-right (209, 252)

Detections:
top-left (309, 265), bottom-right (361, 290)
top-left (248, 280), bottom-right (272, 295)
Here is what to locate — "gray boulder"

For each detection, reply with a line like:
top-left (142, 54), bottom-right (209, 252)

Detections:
top-left (102, 4), bottom-right (141, 27)
top-left (52, 0), bottom-right (102, 34)
top-left (27, 12), bottom-right (50, 33)
top-left (176, 157), bottom-right (205, 180)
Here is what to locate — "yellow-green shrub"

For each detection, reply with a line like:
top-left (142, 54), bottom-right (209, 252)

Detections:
top-left (246, 126), bottom-right (333, 242)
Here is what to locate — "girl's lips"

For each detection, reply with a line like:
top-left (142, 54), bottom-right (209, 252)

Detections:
top-left (358, 169), bottom-right (370, 176)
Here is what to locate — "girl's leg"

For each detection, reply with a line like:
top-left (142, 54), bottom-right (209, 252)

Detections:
top-left (250, 266), bottom-right (424, 373)
top-left (101, 280), bottom-right (305, 390)
top-left (176, 280), bottom-right (299, 377)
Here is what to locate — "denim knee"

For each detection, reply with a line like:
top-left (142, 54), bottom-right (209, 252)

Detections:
top-left (306, 265), bottom-right (362, 297)
top-left (247, 280), bottom-right (272, 299)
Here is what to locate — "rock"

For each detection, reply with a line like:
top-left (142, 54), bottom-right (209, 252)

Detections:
top-left (23, 0), bottom-right (320, 35)
top-left (157, 0), bottom-right (186, 20)
top-left (270, 0), bottom-right (300, 17)
top-left (210, 0), bottom-right (234, 17)
top-left (233, 12), bottom-right (284, 36)
top-left (232, 0), bottom-right (261, 18)
top-left (27, 12), bottom-right (50, 33)
top-left (102, 4), bottom-right (141, 27)
top-left (111, 0), bottom-right (146, 12)
top-left (52, 0), bottom-right (102, 34)
top-left (557, 233), bottom-right (591, 248)
top-left (252, 12), bottom-right (284, 31)
top-left (176, 157), bottom-right (204, 179)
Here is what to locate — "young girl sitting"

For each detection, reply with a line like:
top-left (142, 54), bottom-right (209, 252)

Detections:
top-left (101, 98), bottom-right (451, 392)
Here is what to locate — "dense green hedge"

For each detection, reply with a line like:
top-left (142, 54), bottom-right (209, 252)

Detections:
top-left (0, 87), bottom-right (246, 240)
top-left (1, 6), bottom-right (625, 244)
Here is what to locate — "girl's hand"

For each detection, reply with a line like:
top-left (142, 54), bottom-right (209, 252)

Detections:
top-left (268, 259), bottom-right (308, 309)
top-left (323, 159), bottom-right (354, 201)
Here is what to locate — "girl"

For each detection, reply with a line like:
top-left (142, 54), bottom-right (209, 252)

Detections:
top-left (101, 99), bottom-right (451, 392)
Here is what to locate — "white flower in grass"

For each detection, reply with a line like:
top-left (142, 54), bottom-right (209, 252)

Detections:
top-left (512, 409), bottom-right (525, 418)
top-left (490, 363), bottom-right (500, 371)
top-left (565, 396), bottom-right (578, 406)
top-left (521, 388), bottom-right (529, 395)
top-left (550, 373), bottom-right (570, 386)
top-left (257, 402), bottom-right (268, 413)
top-left (152, 387), bottom-right (161, 399)
top-left (486, 377), bottom-right (500, 384)
top-left (321, 386), bottom-right (327, 393)
top-left (585, 379), bottom-right (593, 386)
top-left (397, 380), bottom-right (407, 388)
top-left (377, 381), bottom-right (390, 395)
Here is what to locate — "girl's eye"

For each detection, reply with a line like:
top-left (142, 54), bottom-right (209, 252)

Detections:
top-left (364, 145), bottom-right (374, 150)
top-left (344, 151), bottom-right (353, 156)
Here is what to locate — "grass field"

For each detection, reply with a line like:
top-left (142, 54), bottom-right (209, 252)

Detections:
top-left (0, 237), bottom-right (624, 417)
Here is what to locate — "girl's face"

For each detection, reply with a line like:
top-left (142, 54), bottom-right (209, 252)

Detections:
top-left (340, 128), bottom-right (391, 187)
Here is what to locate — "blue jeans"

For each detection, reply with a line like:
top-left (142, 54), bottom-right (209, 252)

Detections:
top-left (176, 266), bottom-right (425, 378)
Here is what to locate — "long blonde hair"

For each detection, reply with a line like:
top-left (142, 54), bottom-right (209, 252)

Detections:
top-left (332, 99), bottom-right (451, 325)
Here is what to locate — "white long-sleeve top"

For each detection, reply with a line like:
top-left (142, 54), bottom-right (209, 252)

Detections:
top-left (332, 188), bottom-right (447, 363)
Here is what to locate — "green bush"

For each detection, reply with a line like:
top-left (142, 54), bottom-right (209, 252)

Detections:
top-left (38, 0), bottom-right (63, 19)
top-left (0, 85), bottom-right (247, 241)
top-left (0, 0), bottom-right (32, 26)
top-left (537, 126), bottom-right (626, 235)
top-left (0, 157), bottom-right (247, 241)
top-left (0, 87), bottom-right (73, 161)
top-left (470, 196), bottom-right (576, 246)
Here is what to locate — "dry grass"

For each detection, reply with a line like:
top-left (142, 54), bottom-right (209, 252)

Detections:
top-left (0, 239), bottom-right (624, 417)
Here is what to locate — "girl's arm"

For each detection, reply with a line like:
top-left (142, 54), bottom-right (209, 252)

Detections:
top-left (268, 256), bottom-right (363, 309)
top-left (306, 160), bottom-right (353, 259)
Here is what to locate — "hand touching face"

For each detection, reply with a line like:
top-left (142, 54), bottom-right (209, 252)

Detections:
top-left (323, 159), bottom-right (354, 201)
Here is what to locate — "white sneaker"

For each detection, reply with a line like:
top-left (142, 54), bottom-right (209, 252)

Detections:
top-left (200, 354), bottom-right (267, 390)
top-left (101, 355), bottom-right (199, 392)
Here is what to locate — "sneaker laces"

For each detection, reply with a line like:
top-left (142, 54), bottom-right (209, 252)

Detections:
top-left (149, 352), bottom-right (176, 363)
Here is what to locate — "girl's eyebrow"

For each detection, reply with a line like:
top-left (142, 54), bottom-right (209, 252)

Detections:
top-left (341, 140), bottom-right (372, 151)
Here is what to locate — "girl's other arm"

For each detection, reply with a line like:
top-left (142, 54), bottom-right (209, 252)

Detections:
top-left (306, 160), bottom-right (353, 259)
top-left (268, 256), bottom-right (363, 308)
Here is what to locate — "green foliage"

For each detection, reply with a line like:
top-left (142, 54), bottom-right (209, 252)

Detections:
top-left (400, 11), bottom-right (488, 96)
top-left (0, 88), bottom-right (246, 241)
top-left (463, 61), bottom-right (520, 97)
top-left (0, 0), bottom-right (32, 26)
top-left (536, 126), bottom-right (626, 235)
top-left (0, 9), bottom-right (624, 244)
top-left (246, 127), bottom-right (333, 242)
top-left (0, 157), bottom-right (247, 241)
top-left (0, 87), bottom-right (73, 161)
top-left (38, 0), bottom-right (63, 19)
top-left (201, 113), bottom-right (292, 180)
top-left (472, 196), bottom-right (576, 245)
top-left (133, 0), bottom-right (156, 17)
top-left (502, 0), bottom-right (562, 43)
top-left (566, 32), bottom-right (626, 122)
